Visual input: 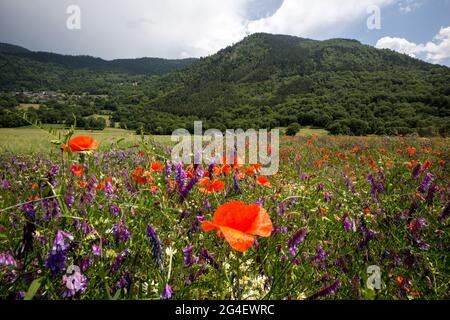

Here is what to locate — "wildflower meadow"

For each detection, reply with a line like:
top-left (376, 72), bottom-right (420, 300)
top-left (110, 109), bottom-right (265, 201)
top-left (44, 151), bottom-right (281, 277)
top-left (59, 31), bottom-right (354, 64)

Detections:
top-left (0, 129), bottom-right (448, 300)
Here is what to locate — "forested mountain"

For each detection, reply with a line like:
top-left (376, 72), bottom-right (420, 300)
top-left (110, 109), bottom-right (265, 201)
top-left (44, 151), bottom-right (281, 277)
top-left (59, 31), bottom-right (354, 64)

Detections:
top-left (0, 43), bottom-right (197, 78)
top-left (1, 34), bottom-right (449, 136)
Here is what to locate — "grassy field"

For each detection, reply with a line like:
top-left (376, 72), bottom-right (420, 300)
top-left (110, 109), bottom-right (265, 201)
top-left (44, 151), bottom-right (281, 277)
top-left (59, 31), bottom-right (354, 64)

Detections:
top-left (0, 127), bottom-right (150, 154)
top-left (0, 126), bottom-right (328, 154)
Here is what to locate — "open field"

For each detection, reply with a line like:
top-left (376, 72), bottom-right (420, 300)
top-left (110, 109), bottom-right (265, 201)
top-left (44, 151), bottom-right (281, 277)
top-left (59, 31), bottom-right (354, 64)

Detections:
top-left (0, 127), bottom-right (173, 154)
top-left (0, 127), bottom-right (328, 154)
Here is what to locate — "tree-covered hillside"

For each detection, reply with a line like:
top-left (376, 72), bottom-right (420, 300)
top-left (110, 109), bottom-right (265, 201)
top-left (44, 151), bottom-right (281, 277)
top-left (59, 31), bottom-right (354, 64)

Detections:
top-left (0, 34), bottom-right (449, 136)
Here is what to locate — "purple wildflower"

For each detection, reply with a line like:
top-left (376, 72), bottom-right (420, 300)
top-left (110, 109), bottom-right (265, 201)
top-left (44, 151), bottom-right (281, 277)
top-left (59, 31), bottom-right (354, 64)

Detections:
top-left (0, 252), bottom-right (17, 267)
top-left (341, 214), bottom-right (353, 232)
top-left (287, 228), bottom-right (307, 256)
top-left (110, 204), bottom-right (120, 217)
top-left (45, 230), bottom-right (73, 276)
top-left (411, 164), bottom-right (421, 178)
top-left (81, 255), bottom-right (93, 272)
top-left (112, 218), bottom-right (131, 244)
top-left (92, 244), bottom-right (101, 256)
top-left (438, 202), bottom-right (450, 221)
top-left (0, 180), bottom-right (10, 189)
top-left (179, 175), bottom-right (199, 203)
top-left (116, 272), bottom-right (132, 290)
top-left (311, 244), bottom-right (329, 263)
top-left (64, 181), bottom-right (75, 209)
top-left (233, 174), bottom-right (241, 193)
top-left (200, 248), bottom-right (219, 270)
top-left (324, 191), bottom-right (331, 202)
top-left (146, 224), bottom-right (164, 272)
top-left (62, 269), bottom-right (87, 298)
top-left (307, 280), bottom-right (341, 300)
top-left (418, 173), bottom-right (433, 194)
top-left (111, 249), bottom-right (130, 273)
top-left (160, 284), bottom-right (173, 300)
top-left (175, 162), bottom-right (187, 190)
top-left (182, 244), bottom-right (194, 267)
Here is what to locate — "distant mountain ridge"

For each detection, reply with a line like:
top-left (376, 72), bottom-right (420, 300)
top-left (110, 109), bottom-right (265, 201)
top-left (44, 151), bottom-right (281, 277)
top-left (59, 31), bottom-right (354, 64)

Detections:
top-left (0, 42), bottom-right (197, 75)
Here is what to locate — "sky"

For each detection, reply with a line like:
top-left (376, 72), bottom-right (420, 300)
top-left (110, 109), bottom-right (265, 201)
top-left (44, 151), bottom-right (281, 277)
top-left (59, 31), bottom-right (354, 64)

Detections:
top-left (0, 0), bottom-right (449, 65)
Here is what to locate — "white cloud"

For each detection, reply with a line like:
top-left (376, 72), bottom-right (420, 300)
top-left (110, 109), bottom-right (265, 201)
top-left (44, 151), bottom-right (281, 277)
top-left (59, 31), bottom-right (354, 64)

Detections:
top-left (0, 0), bottom-right (399, 59)
top-left (247, 0), bottom-right (395, 38)
top-left (376, 26), bottom-right (450, 64)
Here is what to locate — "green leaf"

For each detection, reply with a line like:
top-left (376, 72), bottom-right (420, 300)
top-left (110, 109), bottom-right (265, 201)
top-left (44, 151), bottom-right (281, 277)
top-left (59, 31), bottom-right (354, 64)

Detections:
top-left (24, 277), bottom-right (43, 300)
top-left (112, 289), bottom-right (122, 300)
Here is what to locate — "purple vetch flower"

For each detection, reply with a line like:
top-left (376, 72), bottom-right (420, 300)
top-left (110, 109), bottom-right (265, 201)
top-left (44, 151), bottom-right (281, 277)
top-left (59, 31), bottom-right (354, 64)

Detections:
top-left (425, 184), bottom-right (437, 206)
top-left (311, 244), bottom-right (329, 263)
top-left (14, 291), bottom-right (25, 300)
top-left (81, 255), bottom-right (93, 272)
top-left (185, 266), bottom-right (207, 285)
top-left (78, 221), bottom-right (95, 236)
top-left (307, 280), bottom-right (341, 300)
top-left (233, 174), bottom-right (241, 193)
top-left (301, 173), bottom-right (308, 182)
top-left (412, 163), bottom-right (421, 178)
top-left (122, 168), bottom-right (135, 195)
top-left (105, 179), bottom-right (114, 199)
top-left (20, 203), bottom-right (36, 257)
top-left (287, 228), bottom-right (307, 256)
top-left (110, 204), bottom-right (120, 217)
top-left (175, 162), bottom-right (187, 190)
top-left (0, 180), bottom-right (10, 189)
top-left (341, 214), bottom-right (353, 232)
top-left (0, 252), bottom-right (17, 267)
top-left (165, 160), bottom-right (172, 178)
top-left (45, 230), bottom-right (74, 276)
top-left (418, 173), bottom-right (433, 194)
top-left (160, 284), bottom-right (173, 300)
top-left (111, 249), bottom-right (130, 273)
top-left (64, 181), bottom-right (75, 209)
top-left (112, 218), bottom-right (131, 244)
top-left (182, 244), bottom-right (194, 267)
top-left (116, 272), bottom-right (132, 290)
top-left (208, 161), bottom-right (215, 180)
top-left (318, 183), bottom-right (324, 191)
top-left (79, 175), bottom-right (98, 208)
top-left (204, 199), bottom-right (212, 211)
top-left (62, 269), bottom-right (87, 298)
top-left (92, 244), bottom-right (101, 256)
top-left (146, 224), bottom-right (164, 272)
top-left (438, 202), bottom-right (450, 221)
top-left (409, 217), bottom-right (428, 236)
top-left (45, 165), bottom-right (60, 187)
top-left (415, 239), bottom-right (430, 251)
top-left (368, 173), bottom-right (384, 202)
top-left (324, 191), bottom-right (331, 202)
top-left (179, 175), bottom-right (199, 203)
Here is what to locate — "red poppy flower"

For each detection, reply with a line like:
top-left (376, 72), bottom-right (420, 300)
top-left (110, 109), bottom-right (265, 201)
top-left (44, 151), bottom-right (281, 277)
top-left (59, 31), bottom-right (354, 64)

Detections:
top-left (198, 178), bottom-right (225, 193)
top-left (221, 164), bottom-right (232, 175)
top-left (151, 161), bottom-right (164, 171)
top-left (256, 176), bottom-right (271, 187)
top-left (63, 136), bottom-right (99, 152)
top-left (202, 201), bottom-right (273, 252)
top-left (406, 147), bottom-right (416, 156)
top-left (71, 164), bottom-right (83, 177)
